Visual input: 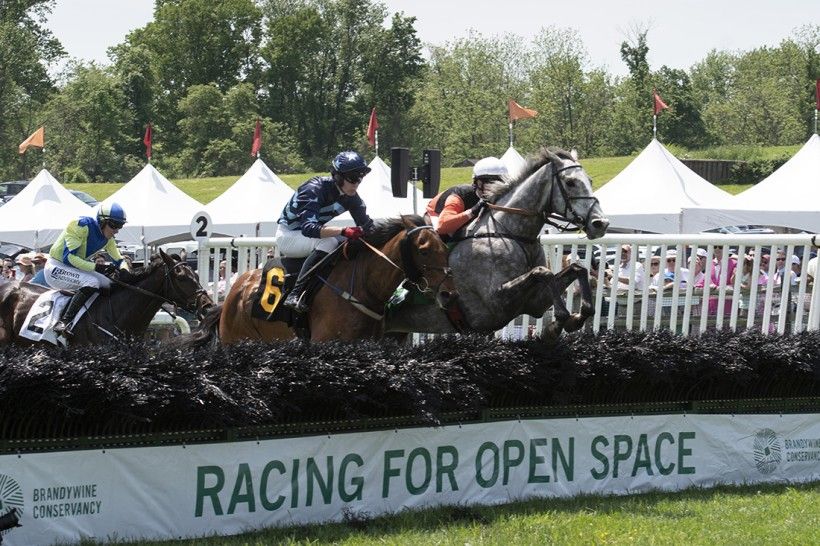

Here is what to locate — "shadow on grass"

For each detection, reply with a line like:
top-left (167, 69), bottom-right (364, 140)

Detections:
top-left (99, 480), bottom-right (818, 545)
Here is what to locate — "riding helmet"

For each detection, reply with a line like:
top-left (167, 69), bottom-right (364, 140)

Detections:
top-left (473, 157), bottom-right (508, 180)
top-left (97, 202), bottom-right (127, 228)
top-left (331, 151), bottom-right (371, 178)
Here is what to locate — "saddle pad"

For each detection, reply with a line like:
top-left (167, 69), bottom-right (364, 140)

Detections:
top-left (19, 290), bottom-right (98, 346)
top-left (250, 260), bottom-right (289, 322)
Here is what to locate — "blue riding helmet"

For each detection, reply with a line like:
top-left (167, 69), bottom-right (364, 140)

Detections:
top-left (331, 151), bottom-right (371, 177)
top-left (97, 202), bottom-right (127, 228)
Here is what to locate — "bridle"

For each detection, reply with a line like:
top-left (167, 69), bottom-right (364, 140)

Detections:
top-left (328, 225), bottom-right (453, 320)
top-left (483, 161), bottom-right (600, 235)
top-left (112, 261), bottom-right (211, 319)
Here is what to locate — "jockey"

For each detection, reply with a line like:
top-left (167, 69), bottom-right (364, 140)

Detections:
top-left (276, 150), bottom-right (374, 313)
top-left (46, 202), bottom-right (130, 335)
top-left (425, 156), bottom-right (508, 238)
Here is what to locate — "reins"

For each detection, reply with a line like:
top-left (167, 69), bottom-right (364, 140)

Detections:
top-left (463, 160), bottom-right (599, 244)
top-left (319, 225), bottom-right (446, 321)
top-left (109, 261), bottom-right (209, 319)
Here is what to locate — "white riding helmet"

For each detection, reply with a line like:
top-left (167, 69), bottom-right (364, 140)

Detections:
top-left (473, 157), bottom-right (508, 180)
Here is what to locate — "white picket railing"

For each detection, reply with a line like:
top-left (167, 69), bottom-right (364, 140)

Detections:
top-left (195, 233), bottom-right (820, 340)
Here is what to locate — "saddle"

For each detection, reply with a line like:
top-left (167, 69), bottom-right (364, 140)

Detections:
top-left (249, 256), bottom-right (332, 331)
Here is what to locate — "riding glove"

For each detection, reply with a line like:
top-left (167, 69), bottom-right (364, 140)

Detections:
top-left (94, 263), bottom-right (119, 278)
top-left (470, 199), bottom-right (487, 217)
top-left (341, 226), bottom-right (364, 240)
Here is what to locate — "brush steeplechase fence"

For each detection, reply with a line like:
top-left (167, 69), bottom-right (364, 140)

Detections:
top-left (196, 233), bottom-right (820, 338)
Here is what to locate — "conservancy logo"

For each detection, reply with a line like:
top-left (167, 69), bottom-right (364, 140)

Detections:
top-left (753, 428), bottom-right (782, 474)
top-left (0, 474), bottom-right (24, 538)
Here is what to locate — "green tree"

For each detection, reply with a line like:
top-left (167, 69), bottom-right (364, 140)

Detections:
top-left (0, 0), bottom-right (63, 179)
top-left (173, 83), bottom-right (305, 176)
top-left (525, 26), bottom-right (615, 156)
top-left (42, 63), bottom-right (136, 182)
top-left (408, 32), bottom-right (529, 165)
top-left (359, 12), bottom-right (424, 153)
top-left (111, 0), bottom-right (263, 155)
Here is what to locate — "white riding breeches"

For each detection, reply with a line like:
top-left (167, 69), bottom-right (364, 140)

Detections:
top-left (44, 257), bottom-right (111, 291)
top-left (274, 228), bottom-right (344, 258)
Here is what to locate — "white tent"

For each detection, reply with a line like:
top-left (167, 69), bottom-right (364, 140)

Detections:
top-left (595, 139), bottom-right (734, 233)
top-left (682, 134), bottom-right (820, 233)
top-left (205, 159), bottom-right (294, 237)
top-left (328, 156), bottom-right (427, 226)
top-left (501, 146), bottom-right (527, 180)
top-left (0, 169), bottom-right (94, 248)
top-left (102, 164), bottom-right (204, 245)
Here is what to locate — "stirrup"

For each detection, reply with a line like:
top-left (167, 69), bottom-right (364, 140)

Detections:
top-left (284, 291), bottom-right (308, 313)
top-left (53, 321), bottom-right (72, 336)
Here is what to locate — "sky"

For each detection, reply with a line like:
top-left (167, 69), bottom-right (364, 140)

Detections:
top-left (46, 0), bottom-right (819, 76)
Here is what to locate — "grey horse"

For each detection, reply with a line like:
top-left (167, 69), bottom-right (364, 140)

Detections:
top-left (386, 147), bottom-right (609, 337)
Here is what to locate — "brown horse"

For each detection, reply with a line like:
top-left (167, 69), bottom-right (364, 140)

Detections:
top-left (0, 250), bottom-right (212, 345)
top-left (190, 215), bottom-right (456, 344)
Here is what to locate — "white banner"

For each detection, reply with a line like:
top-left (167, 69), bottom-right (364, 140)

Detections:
top-left (1, 413), bottom-right (818, 545)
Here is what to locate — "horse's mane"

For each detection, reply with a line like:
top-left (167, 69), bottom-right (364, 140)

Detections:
top-left (484, 146), bottom-right (574, 200)
top-left (122, 253), bottom-right (179, 284)
top-left (363, 215), bottom-right (425, 248)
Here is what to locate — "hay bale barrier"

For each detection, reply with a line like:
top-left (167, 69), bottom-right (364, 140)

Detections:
top-left (0, 331), bottom-right (819, 448)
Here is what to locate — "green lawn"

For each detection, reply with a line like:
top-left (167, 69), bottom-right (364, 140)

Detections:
top-left (89, 481), bottom-right (818, 545)
top-left (64, 153), bottom-right (754, 204)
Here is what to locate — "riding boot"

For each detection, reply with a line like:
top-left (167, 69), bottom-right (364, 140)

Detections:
top-left (53, 286), bottom-right (97, 336)
top-left (283, 250), bottom-right (329, 313)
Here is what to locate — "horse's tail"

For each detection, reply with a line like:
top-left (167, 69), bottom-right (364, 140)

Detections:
top-left (167, 303), bottom-right (222, 350)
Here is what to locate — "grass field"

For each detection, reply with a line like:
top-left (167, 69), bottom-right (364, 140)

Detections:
top-left (89, 481), bottom-right (818, 545)
top-left (62, 153), bottom-right (757, 205)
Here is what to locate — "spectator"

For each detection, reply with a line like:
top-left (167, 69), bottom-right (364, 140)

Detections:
top-left (732, 255), bottom-right (767, 290)
top-left (32, 253), bottom-right (47, 272)
top-left (93, 254), bottom-right (106, 266)
top-left (608, 244), bottom-right (644, 291)
top-left (708, 246), bottom-right (737, 288)
top-left (773, 252), bottom-right (799, 287)
top-left (15, 255), bottom-right (35, 282)
top-left (691, 248), bottom-right (708, 288)
top-left (651, 250), bottom-right (689, 290)
top-left (807, 255), bottom-right (817, 285)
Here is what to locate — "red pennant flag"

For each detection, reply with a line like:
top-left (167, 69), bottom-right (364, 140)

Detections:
top-left (508, 99), bottom-right (538, 122)
top-left (366, 108), bottom-right (378, 147)
top-left (251, 119), bottom-right (262, 157)
top-left (143, 123), bottom-right (152, 160)
top-left (18, 126), bottom-right (44, 154)
top-left (653, 90), bottom-right (669, 115)
top-left (816, 79), bottom-right (820, 110)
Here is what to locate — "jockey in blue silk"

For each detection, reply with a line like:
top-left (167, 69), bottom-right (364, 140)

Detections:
top-left (276, 150), bottom-right (374, 313)
top-left (46, 202), bottom-right (131, 335)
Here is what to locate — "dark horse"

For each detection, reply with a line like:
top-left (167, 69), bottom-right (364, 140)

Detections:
top-left (386, 147), bottom-right (609, 337)
top-left (0, 250), bottom-right (212, 345)
top-left (187, 215), bottom-right (457, 344)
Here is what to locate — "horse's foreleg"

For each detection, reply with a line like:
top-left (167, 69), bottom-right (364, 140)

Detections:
top-left (550, 264), bottom-right (594, 332)
top-left (498, 266), bottom-right (571, 326)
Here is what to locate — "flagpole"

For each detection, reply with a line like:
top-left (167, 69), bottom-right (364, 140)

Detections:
top-left (815, 109), bottom-right (818, 135)
top-left (653, 114), bottom-right (657, 139)
top-left (509, 122), bottom-right (514, 147)
top-left (375, 129), bottom-right (379, 156)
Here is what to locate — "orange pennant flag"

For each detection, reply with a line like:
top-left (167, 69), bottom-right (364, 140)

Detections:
top-left (508, 100), bottom-right (537, 122)
top-left (18, 126), bottom-right (44, 154)
top-left (653, 89), bottom-right (669, 115)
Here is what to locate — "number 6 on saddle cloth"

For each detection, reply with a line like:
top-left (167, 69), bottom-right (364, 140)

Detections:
top-left (250, 256), bottom-right (327, 323)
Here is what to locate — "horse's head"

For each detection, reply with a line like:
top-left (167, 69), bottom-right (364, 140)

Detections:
top-left (398, 216), bottom-right (457, 310)
top-left (541, 148), bottom-right (609, 239)
top-left (156, 250), bottom-right (214, 319)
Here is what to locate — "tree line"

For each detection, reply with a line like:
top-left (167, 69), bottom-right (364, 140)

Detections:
top-left (1, 0), bottom-right (818, 182)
